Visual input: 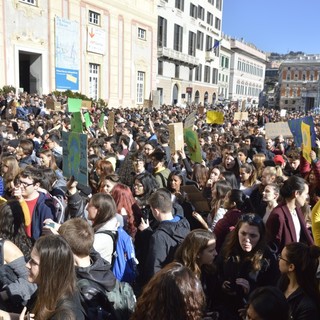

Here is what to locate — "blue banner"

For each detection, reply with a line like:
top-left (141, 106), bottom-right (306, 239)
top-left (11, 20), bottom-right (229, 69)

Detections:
top-left (288, 116), bottom-right (316, 147)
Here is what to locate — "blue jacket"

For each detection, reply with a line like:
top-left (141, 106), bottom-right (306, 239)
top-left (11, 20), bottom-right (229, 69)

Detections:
top-left (31, 192), bottom-right (55, 240)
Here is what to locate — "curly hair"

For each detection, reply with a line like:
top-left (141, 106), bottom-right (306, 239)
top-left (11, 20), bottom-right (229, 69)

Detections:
top-left (131, 262), bottom-right (205, 320)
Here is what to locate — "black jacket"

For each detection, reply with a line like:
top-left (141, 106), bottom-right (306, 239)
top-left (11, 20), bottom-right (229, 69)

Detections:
top-left (287, 288), bottom-right (320, 320)
top-left (143, 216), bottom-right (190, 283)
top-left (75, 250), bottom-right (116, 292)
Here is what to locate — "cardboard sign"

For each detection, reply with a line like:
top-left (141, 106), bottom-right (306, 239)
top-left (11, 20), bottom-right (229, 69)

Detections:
top-left (265, 122), bottom-right (293, 139)
top-left (181, 185), bottom-right (210, 213)
top-left (198, 106), bottom-right (205, 115)
top-left (143, 99), bottom-right (151, 108)
top-left (81, 100), bottom-right (92, 110)
top-left (184, 110), bottom-right (197, 129)
top-left (280, 109), bottom-right (287, 117)
top-left (234, 112), bottom-right (248, 121)
top-left (168, 122), bottom-right (184, 153)
top-left (107, 112), bottom-right (115, 136)
top-left (46, 98), bottom-right (62, 111)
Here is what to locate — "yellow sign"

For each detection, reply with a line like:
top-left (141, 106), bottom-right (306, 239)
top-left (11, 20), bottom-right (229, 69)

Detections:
top-left (301, 121), bottom-right (312, 163)
top-left (206, 111), bottom-right (224, 124)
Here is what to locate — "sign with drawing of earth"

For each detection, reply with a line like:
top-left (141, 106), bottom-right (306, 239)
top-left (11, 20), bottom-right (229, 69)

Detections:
top-left (62, 132), bottom-right (88, 185)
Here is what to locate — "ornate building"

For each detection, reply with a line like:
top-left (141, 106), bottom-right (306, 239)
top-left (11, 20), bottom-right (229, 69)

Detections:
top-left (0, 0), bottom-right (157, 107)
top-left (279, 55), bottom-right (320, 112)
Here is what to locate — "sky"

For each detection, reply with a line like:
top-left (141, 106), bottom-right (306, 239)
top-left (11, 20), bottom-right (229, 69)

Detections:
top-left (222, 0), bottom-right (320, 54)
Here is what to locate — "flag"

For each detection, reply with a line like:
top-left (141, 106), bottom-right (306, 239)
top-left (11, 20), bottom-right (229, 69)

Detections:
top-left (207, 39), bottom-right (222, 52)
top-left (301, 121), bottom-right (312, 164)
top-left (206, 111), bottom-right (224, 124)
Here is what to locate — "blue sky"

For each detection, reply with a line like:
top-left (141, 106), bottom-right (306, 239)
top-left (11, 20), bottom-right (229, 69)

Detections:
top-left (222, 0), bottom-right (320, 54)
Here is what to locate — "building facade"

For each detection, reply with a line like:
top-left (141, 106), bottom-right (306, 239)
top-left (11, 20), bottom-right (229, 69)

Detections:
top-left (278, 55), bottom-right (320, 112)
top-left (228, 38), bottom-right (267, 109)
top-left (156, 0), bottom-right (223, 106)
top-left (0, 0), bottom-right (157, 108)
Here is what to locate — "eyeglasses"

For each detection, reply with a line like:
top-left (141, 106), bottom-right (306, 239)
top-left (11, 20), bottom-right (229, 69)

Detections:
top-left (16, 180), bottom-right (34, 188)
top-left (28, 257), bottom-right (39, 266)
top-left (278, 254), bottom-right (290, 263)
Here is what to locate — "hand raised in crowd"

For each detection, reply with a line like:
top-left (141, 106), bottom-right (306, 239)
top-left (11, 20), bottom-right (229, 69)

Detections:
top-left (138, 217), bottom-right (150, 231)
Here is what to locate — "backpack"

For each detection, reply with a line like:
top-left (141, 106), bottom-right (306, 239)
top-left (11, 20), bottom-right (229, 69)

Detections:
top-left (97, 227), bottom-right (137, 284)
top-left (51, 194), bottom-right (67, 224)
top-left (78, 278), bottom-right (136, 320)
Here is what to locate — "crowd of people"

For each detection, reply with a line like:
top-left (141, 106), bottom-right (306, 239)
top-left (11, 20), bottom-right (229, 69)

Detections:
top-left (0, 90), bottom-right (319, 319)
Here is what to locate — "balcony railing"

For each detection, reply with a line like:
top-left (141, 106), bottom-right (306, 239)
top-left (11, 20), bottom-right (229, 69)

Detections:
top-left (157, 47), bottom-right (199, 67)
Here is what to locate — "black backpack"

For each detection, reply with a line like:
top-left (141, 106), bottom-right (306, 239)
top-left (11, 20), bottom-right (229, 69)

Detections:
top-left (78, 278), bottom-right (136, 320)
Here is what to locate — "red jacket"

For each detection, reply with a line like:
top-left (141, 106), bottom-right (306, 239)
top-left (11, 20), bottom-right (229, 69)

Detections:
top-left (266, 203), bottom-right (313, 254)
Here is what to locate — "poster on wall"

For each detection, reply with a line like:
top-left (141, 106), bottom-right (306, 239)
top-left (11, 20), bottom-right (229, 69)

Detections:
top-left (87, 26), bottom-right (106, 55)
top-left (55, 17), bottom-right (80, 91)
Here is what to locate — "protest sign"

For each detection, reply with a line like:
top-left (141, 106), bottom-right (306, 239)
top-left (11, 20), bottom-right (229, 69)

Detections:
top-left (184, 128), bottom-right (202, 163)
top-left (168, 122), bottom-right (184, 152)
top-left (206, 111), bottom-right (224, 124)
top-left (301, 121), bottom-right (312, 163)
top-left (71, 112), bottom-right (83, 133)
top-left (62, 132), bottom-right (88, 185)
top-left (234, 112), bottom-right (249, 121)
top-left (184, 110), bottom-right (197, 129)
top-left (68, 98), bottom-right (82, 113)
top-left (265, 122), bottom-right (293, 139)
top-left (107, 112), bottom-right (115, 135)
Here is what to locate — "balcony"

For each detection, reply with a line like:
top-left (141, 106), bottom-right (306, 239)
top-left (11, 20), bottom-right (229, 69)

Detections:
top-left (205, 51), bottom-right (215, 62)
top-left (157, 47), bottom-right (199, 67)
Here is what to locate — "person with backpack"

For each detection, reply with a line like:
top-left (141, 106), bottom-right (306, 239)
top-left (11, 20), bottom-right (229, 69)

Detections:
top-left (87, 193), bottom-right (137, 283)
top-left (59, 217), bottom-right (136, 320)
top-left (138, 189), bottom-right (190, 286)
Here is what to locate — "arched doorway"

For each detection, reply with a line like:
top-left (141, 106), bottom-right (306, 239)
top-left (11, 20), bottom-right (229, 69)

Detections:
top-left (212, 92), bottom-right (216, 105)
top-left (204, 91), bottom-right (208, 105)
top-left (195, 90), bottom-right (200, 104)
top-left (172, 84), bottom-right (178, 105)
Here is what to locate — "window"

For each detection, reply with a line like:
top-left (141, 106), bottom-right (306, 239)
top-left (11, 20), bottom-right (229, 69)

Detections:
top-left (189, 68), bottom-right (193, 81)
top-left (188, 31), bottom-right (196, 56)
top-left (138, 28), bottom-right (146, 40)
top-left (207, 12), bottom-right (214, 26)
top-left (197, 31), bottom-right (204, 50)
top-left (216, 0), bottom-right (222, 10)
top-left (198, 6), bottom-right (205, 20)
top-left (137, 71), bottom-right (145, 104)
top-left (175, 0), bottom-right (184, 11)
top-left (212, 68), bottom-right (218, 84)
top-left (20, 0), bottom-right (36, 5)
top-left (174, 24), bottom-right (183, 52)
top-left (175, 65), bottom-right (180, 78)
top-left (215, 17), bottom-right (221, 30)
top-left (206, 35), bottom-right (212, 51)
top-left (158, 17), bottom-right (167, 47)
top-left (89, 63), bottom-right (99, 100)
top-left (195, 64), bottom-right (202, 81)
top-left (89, 10), bottom-right (100, 25)
top-left (190, 3), bottom-right (197, 18)
top-left (204, 66), bottom-right (211, 83)
top-left (158, 60), bottom-right (163, 75)
top-left (208, 0), bottom-right (214, 4)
